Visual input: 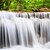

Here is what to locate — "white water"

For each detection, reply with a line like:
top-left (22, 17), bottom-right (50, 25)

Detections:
top-left (0, 11), bottom-right (50, 50)
top-left (0, 11), bottom-right (50, 19)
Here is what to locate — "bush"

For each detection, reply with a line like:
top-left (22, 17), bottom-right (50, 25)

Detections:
top-left (0, 0), bottom-right (50, 12)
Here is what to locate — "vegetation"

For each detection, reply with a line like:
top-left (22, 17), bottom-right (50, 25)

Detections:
top-left (0, 0), bottom-right (50, 12)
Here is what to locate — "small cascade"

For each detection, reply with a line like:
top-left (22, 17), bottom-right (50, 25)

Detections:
top-left (0, 11), bottom-right (50, 50)
top-left (0, 19), bottom-right (17, 48)
top-left (11, 18), bottom-right (39, 47)
top-left (0, 17), bottom-right (39, 48)
top-left (30, 18), bottom-right (41, 41)
top-left (31, 17), bottom-right (50, 49)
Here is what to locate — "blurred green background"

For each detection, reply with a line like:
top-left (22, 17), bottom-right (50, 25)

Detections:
top-left (0, 0), bottom-right (50, 12)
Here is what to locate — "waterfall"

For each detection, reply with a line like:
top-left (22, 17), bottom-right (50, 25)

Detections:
top-left (0, 19), bottom-right (17, 48)
top-left (31, 17), bottom-right (50, 49)
top-left (30, 18), bottom-right (41, 39)
top-left (0, 11), bottom-right (50, 50)
top-left (11, 18), bottom-right (39, 47)
top-left (0, 17), bottom-right (39, 48)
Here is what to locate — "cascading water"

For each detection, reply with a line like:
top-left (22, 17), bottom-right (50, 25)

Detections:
top-left (0, 11), bottom-right (50, 50)
top-left (11, 17), bottom-right (39, 47)
top-left (0, 19), bottom-right (17, 48)
top-left (30, 18), bottom-right (41, 42)
top-left (0, 17), bottom-right (39, 48)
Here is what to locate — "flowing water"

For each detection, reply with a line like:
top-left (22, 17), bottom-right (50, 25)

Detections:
top-left (0, 11), bottom-right (50, 50)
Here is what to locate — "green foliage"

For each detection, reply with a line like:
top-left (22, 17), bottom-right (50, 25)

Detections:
top-left (43, 0), bottom-right (50, 8)
top-left (9, 0), bottom-right (17, 11)
top-left (0, 0), bottom-right (50, 11)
